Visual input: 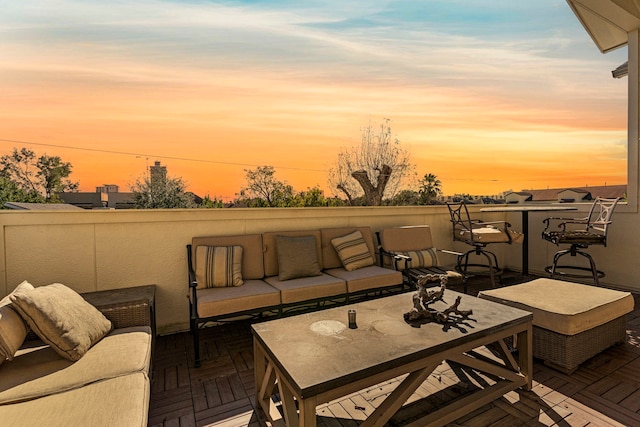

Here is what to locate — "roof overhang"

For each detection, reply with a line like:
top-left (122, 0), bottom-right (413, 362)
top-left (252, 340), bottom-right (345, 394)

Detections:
top-left (567, 0), bottom-right (640, 53)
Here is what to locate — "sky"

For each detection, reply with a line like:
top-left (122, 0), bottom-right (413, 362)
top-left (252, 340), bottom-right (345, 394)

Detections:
top-left (0, 0), bottom-right (630, 201)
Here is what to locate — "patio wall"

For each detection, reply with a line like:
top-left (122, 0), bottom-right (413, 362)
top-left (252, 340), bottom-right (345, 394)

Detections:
top-left (1, 205), bottom-right (638, 334)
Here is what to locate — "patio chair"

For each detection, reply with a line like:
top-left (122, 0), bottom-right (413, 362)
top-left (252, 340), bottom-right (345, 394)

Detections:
top-left (376, 225), bottom-right (464, 292)
top-left (446, 201), bottom-right (522, 288)
top-left (541, 197), bottom-right (620, 286)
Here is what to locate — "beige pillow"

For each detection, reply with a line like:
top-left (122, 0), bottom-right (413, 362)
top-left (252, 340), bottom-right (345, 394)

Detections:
top-left (331, 230), bottom-right (375, 271)
top-left (0, 280), bottom-right (35, 363)
top-left (195, 245), bottom-right (244, 288)
top-left (276, 235), bottom-right (322, 281)
top-left (10, 283), bottom-right (112, 361)
top-left (396, 249), bottom-right (440, 269)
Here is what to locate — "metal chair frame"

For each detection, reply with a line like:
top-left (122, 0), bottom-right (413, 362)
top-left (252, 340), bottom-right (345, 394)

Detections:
top-left (446, 201), bottom-right (515, 288)
top-left (541, 197), bottom-right (620, 286)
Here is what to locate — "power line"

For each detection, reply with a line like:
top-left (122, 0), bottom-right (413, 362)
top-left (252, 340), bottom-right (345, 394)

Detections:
top-left (0, 138), bottom-right (328, 173)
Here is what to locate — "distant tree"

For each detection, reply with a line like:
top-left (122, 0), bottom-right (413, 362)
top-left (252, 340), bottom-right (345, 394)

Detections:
top-left (328, 118), bottom-right (413, 206)
top-left (293, 186), bottom-right (346, 207)
top-left (0, 147), bottom-right (78, 202)
top-left (387, 189), bottom-right (420, 206)
top-left (239, 166), bottom-right (296, 207)
top-left (0, 176), bottom-right (45, 207)
top-left (130, 168), bottom-right (194, 209)
top-left (200, 195), bottom-right (225, 208)
top-left (418, 173), bottom-right (443, 205)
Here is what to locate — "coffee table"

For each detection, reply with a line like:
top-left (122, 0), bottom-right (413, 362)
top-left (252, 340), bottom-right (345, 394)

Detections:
top-left (252, 290), bottom-right (532, 427)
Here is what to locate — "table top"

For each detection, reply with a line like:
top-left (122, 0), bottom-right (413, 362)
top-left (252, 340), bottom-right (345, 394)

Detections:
top-left (480, 205), bottom-right (578, 213)
top-left (81, 284), bottom-right (156, 307)
top-left (251, 290), bottom-right (531, 398)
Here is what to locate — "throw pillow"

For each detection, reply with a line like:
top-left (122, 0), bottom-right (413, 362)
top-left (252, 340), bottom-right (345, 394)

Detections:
top-left (10, 283), bottom-right (113, 361)
top-left (331, 230), bottom-right (375, 271)
top-left (396, 249), bottom-right (440, 269)
top-left (0, 280), bottom-right (35, 363)
top-left (276, 235), bottom-right (322, 281)
top-left (195, 245), bottom-right (244, 288)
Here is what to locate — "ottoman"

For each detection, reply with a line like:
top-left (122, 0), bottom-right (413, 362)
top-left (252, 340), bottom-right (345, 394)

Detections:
top-left (478, 278), bottom-right (634, 374)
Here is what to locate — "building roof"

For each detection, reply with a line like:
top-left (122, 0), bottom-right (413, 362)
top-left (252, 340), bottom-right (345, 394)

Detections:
top-left (514, 185), bottom-right (627, 202)
top-left (567, 0), bottom-right (640, 53)
top-left (3, 202), bottom-right (84, 210)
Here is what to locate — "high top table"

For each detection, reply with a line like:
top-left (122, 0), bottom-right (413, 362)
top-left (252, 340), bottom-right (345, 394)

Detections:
top-left (253, 290), bottom-right (532, 427)
top-left (480, 205), bottom-right (577, 276)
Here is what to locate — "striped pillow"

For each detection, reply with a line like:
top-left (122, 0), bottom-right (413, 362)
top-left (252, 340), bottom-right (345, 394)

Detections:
top-left (331, 231), bottom-right (374, 271)
top-left (396, 249), bottom-right (439, 269)
top-left (195, 246), bottom-right (244, 288)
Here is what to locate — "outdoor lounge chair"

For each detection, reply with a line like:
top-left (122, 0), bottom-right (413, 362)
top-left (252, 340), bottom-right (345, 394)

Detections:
top-left (541, 197), bottom-right (620, 286)
top-left (377, 225), bottom-right (463, 292)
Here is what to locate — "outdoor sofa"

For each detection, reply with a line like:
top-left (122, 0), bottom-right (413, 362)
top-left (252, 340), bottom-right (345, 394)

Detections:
top-left (0, 281), bottom-right (152, 426)
top-left (187, 226), bottom-right (403, 367)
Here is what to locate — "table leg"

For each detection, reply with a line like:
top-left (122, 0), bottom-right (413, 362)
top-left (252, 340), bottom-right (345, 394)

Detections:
top-left (518, 323), bottom-right (533, 391)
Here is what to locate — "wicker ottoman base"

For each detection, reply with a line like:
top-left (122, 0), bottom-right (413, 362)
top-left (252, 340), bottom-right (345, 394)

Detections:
top-left (533, 315), bottom-right (627, 374)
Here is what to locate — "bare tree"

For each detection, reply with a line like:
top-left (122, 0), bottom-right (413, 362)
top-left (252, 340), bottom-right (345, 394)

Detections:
top-left (328, 118), bottom-right (413, 206)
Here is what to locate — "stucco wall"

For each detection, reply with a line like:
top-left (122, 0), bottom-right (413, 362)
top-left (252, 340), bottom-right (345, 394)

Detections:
top-left (1, 205), bottom-right (637, 334)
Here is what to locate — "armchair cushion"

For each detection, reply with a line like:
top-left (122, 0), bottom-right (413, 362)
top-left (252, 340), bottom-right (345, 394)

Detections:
top-left (10, 283), bottom-right (112, 362)
top-left (331, 230), bottom-right (375, 271)
top-left (276, 235), bottom-right (322, 281)
top-left (195, 245), bottom-right (244, 288)
top-left (396, 249), bottom-right (439, 269)
top-left (0, 281), bottom-right (34, 363)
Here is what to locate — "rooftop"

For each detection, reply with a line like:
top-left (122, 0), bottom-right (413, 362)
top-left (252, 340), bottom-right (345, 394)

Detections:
top-left (148, 273), bottom-right (640, 426)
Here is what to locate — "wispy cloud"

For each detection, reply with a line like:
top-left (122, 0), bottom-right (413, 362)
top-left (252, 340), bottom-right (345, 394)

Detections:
top-left (0, 0), bottom-right (629, 196)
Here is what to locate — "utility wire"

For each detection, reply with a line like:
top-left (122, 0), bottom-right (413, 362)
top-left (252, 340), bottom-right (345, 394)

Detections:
top-left (0, 138), bottom-right (328, 173)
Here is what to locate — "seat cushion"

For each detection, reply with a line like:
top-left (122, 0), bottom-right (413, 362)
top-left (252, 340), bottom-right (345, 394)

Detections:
top-left (0, 372), bottom-right (149, 427)
top-left (478, 278), bottom-right (634, 335)
top-left (0, 326), bottom-right (151, 405)
top-left (195, 280), bottom-right (281, 318)
top-left (458, 226), bottom-right (511, 244)
top-left (264, 274), bottom-right (346, 305)
top-left (325, 265), bottom-right (402, 294)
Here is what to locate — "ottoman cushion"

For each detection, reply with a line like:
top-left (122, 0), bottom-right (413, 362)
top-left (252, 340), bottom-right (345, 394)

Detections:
top-left (478, 278), bottom-right (634, 336)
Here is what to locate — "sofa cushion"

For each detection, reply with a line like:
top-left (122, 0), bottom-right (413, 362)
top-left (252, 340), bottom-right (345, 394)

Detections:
top-left (276, 235), bottom-right (322, 281)
top-left (325, 265), bottom-right (402, 294)
top-left (195, 279), bottom-right (281, 319)
top-left (321, 227), bottom-right (376, 270)
top-left (0, 281), bottom-right (34, 363)
top-left (262, 230), bottom-right (324, 277)
top-left (264, 274), bottom-right (347, 305)
top-left (0, 372), bottom-right (149, 427)
top-left (192, 234), bottom-right (265, 280)
top-left (195, 245), bottom-right (244, 288)
top-left (10, 283), bottom-right (113, 361)
top-left (478, 278), bottom-right (634, 335)
top-left (0, 326), bottom-right (151, 405)
top-left (330, 230), bottom-right (375, 271)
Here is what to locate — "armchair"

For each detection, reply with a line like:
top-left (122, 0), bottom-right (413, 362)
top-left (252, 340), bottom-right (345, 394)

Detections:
top-left (376, 225), bottom-right (463, 292)
top-left (541, 197), bottom-right (620, 285)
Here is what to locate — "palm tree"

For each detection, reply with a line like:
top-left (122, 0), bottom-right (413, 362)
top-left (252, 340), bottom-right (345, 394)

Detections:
top-left (418, 173), bottom-right (442, 205)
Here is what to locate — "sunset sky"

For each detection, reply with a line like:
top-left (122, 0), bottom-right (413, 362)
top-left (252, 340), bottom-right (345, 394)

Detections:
top-left (0, 0), bottom-right (630, 201)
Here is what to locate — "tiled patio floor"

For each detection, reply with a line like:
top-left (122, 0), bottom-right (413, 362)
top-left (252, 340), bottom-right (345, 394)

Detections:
top-left (148, 273), bottom-right (640, 426)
